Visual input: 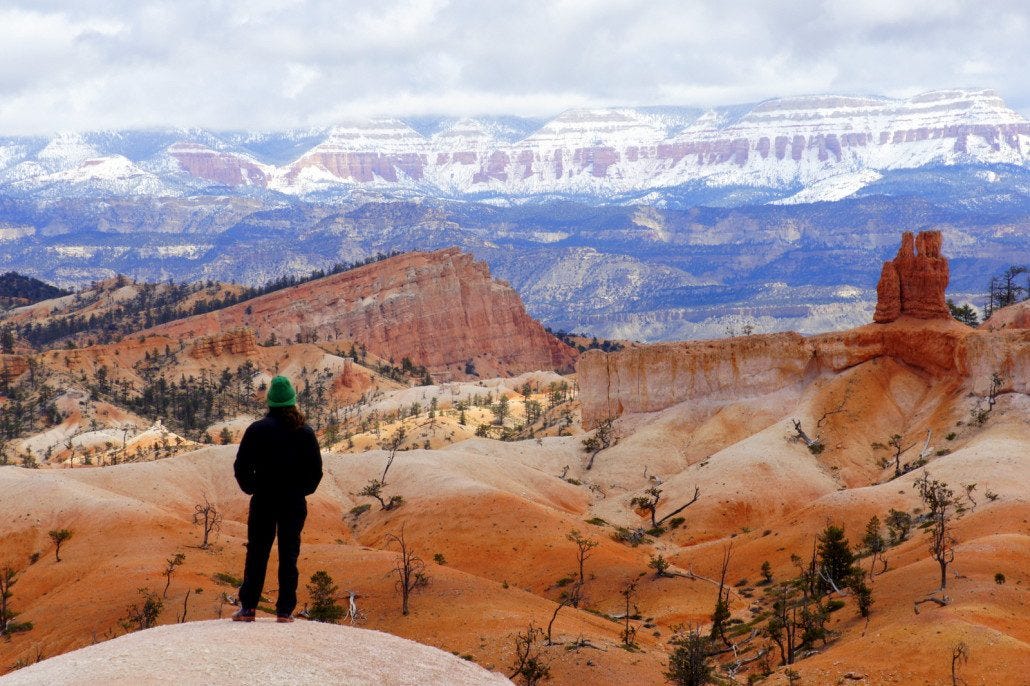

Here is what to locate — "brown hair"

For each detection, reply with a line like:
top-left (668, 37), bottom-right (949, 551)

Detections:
top-left (268, 405), bottom-right (307, 431)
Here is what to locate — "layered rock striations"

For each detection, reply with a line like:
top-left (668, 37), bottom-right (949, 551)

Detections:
top-left (579, 322), bottom-right (1029, 428)
top-left (579, 233), bottom-right (1027, 428)
top-left (873, 230), bottom-right (950, 322)
top-left (188, 328), bottom-right (258, 359)
top-left (0, 354), bottom-right (28, 385)
top-left (147, 249), bottom-right (577, 378)
top-left (6, 88), bottom-right (1026, 202)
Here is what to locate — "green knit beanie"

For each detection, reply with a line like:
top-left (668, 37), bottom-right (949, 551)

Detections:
top-left (266, 375), bottom-right (297, 407)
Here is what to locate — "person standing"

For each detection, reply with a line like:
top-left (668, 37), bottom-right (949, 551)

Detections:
top-left (232, 375), bottom-right (323, 623)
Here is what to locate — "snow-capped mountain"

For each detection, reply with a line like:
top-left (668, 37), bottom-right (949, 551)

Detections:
top-left (0, 88), bottom-right (1026, 205)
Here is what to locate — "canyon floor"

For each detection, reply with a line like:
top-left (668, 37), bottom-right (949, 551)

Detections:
top-left (0, 245), bottom-right (1027, 685)
top-left (1, 349), bottom-right (1027, 685)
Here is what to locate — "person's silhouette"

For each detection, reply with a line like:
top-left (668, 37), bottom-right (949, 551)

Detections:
top-left (232, 375), bottom-right (322, 622)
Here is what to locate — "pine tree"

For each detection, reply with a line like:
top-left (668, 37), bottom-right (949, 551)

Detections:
top-left (816, 525), bottom-right (854, 592)
top-left (306, 571), bottom-right (344, 623)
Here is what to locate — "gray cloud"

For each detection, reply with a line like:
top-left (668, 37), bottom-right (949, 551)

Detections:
top-left (0, 0), bottom-right (1026, 134)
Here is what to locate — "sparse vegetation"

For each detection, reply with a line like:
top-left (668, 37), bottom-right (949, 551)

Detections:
top-left (947, 299), bottom-right (979, 327)
top-left (913, 472), bottom-right (962, 609)
top-left (509, 623), bottom-right (550, 685)
top-left (193, 495), bottom-right (223, 549)
top-left (358, 428), bottom-right (406, 510)
top-left (619, 579), bottom-right (639, 649)
top-left (566, 529), bottom-right (598, 607)
top-left (1, 566), bottom-right (33, 637)
top-left (48, 529), bottom-right (72, 562)
top-left (120, 588), bottom-right (163, 631)
top-left (885, 508), bottom-right (913, 544)
top-left (665, 625), bottom-right (713, 686)
top-left (306, 570), bottom-right (345, 623)
top-left (970, 373), bottom-right (1003, 426)
top-left (984, 264), bottom-right (1028, 319)
top-left (387, 528), bottom-right (429, 616)
top-left (582, 418), bottom-right (617, 470)
top-left (648, 554), bottom-right (671, 578)
top-left (630, 484), bottom-right (701, 530)
top-left (162, 552), bottom-right (186, 598)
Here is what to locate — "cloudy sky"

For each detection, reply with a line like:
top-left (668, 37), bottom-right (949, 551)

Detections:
top-left (1, 0), bottom-right (1026, 133)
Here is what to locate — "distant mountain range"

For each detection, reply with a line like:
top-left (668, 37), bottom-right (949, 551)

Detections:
top-left (1, 88), bottom-right (1027, 205)
top-left (0, 88), bottom-right (1027, 341)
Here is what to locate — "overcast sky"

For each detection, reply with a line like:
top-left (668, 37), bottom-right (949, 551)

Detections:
top-left (1, 0), bottom-right (1026, 133)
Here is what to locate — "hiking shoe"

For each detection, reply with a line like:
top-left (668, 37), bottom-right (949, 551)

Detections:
top-left (231, 608), bottom-right (256, 622)
top-left (276, 615), bottom-right (295, 623)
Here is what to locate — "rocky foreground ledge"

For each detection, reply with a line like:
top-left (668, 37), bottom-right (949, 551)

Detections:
top-left (0, 620), bottom-right (512, 686)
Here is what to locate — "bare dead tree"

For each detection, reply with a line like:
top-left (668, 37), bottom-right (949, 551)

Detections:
top-left (545, 581), bottom-right (582, 645)
top-left (765, 584), bottom-right (800, 666)
top-left (918, 429), bottom-right (934, 462)
top-left (386, 528), bottom-right (429, 616)
top-left (344, 590), bottom-right (365, 625)
top-left (913, 472), bottom-right (960, 609)
top-left (358, 430), bottom-right (407, 510)
top-left (791, 383), bottom-right (852, 455)
top-left (509, 623), bottom-right (551, 685)
top-left (951, 642), bottom-right (970, 686)
top-left (162, 552), bottom-right (186, 598)
top-left (710, 543), bottom-right (734, 647)
top-left (381, 426), bottom-right (406, 482)
top-left (815, 384), bottom-right (851, 430)
top-left (619, 579), bottom-right (639, 647)
top-left (887, 433), bottom-right (917, 479)
top-left (657, 485), bottom-right (701, 526)
top-left (193, 494), bottom-right (223, 549)
top-left (582, 418), bottom-right (616, 470)
top-left (178, 589), bottom-right (191, 623)
top-left (962, 484), bottom-right (978, 512)
top-left (790, 419), bottom-right (824, 454)
top-left (566, 529), bottom-right (597, 608)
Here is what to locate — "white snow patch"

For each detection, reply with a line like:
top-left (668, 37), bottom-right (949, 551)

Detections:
top-left (770, 169), bottom-right (882, 205)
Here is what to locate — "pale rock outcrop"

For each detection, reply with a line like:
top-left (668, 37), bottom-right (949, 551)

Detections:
top-left (0, 619), bottom-right (512, 686)
top-left (981, 301), bottom-right (1030, 331)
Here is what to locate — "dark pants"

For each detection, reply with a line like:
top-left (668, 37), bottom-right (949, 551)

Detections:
top-left (238, 495), bottom-right (307, 616)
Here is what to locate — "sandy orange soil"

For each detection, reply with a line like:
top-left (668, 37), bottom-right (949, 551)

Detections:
top-left (1, 355), bottom-right (1027, 684)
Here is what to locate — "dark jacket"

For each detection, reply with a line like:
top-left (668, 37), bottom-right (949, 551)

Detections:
top-left (234, 414), bottom-right (323, 500)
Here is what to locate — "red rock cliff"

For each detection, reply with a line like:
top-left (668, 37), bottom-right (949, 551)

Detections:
top-left (873, 230), bottom-right (950, 322)
top-left (146, 249), bottom-right (576, 379)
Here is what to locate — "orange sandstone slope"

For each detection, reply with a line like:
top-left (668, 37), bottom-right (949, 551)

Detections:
top-left (143, 248), bottom-right (577, 379)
